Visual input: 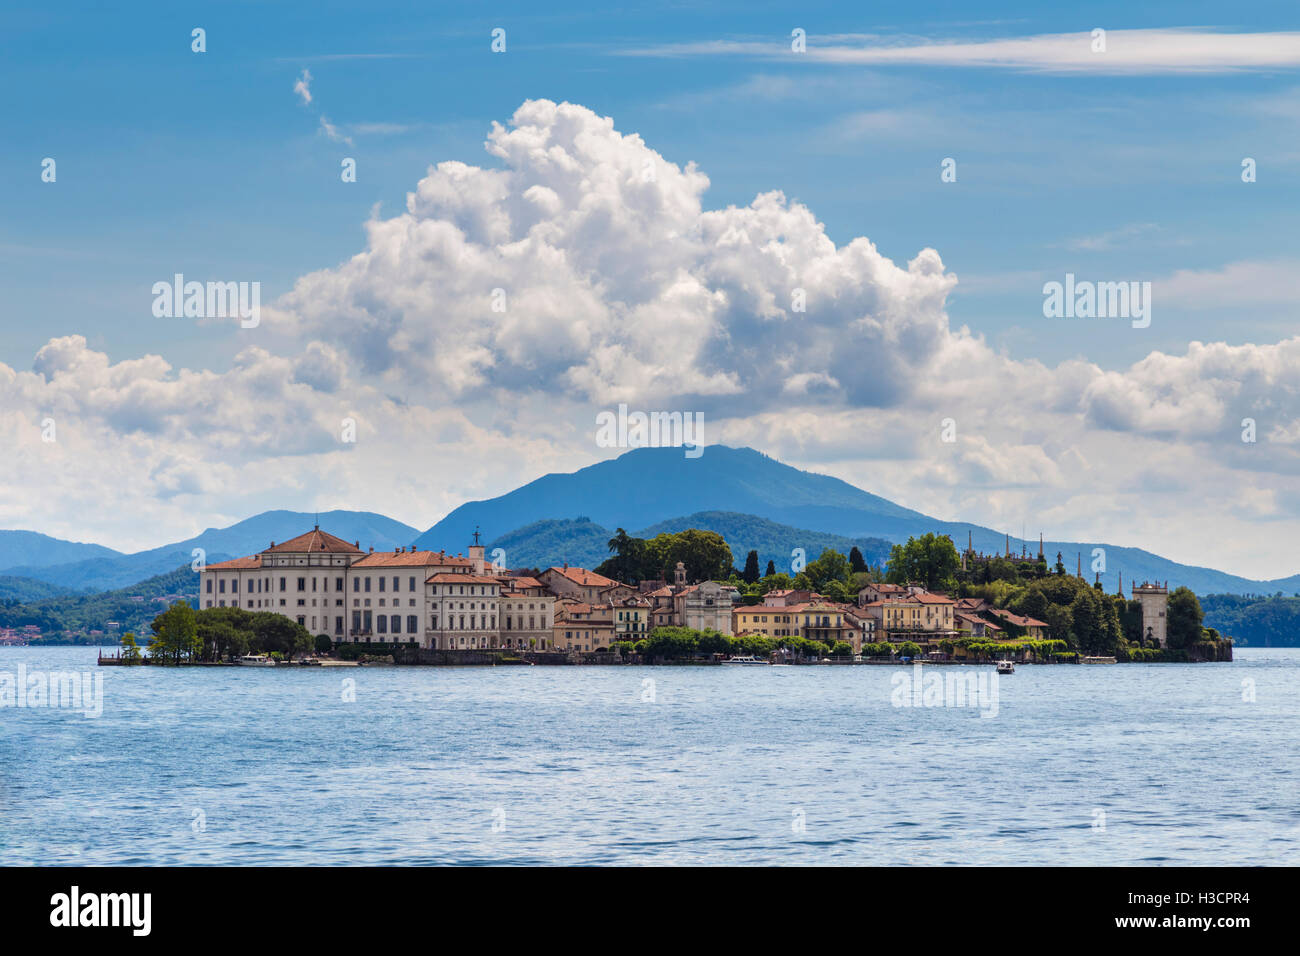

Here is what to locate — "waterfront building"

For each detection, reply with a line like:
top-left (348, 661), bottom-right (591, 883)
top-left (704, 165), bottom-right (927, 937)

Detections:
top-left (762, 589), bottom-right (816, 607)
top-left (537, 566), bottom-right (620, 603)
top-left (955, 611), bottom-right (1004, 640)
top-left (199, 526), bottom-right (554, 651)
top-left (553, 600), bottom-right (615, 652)
top-left (1132, 581), bottom-right (1170, 648)
top-left (856, 582), bottom-right (908, 606)
top-left (684, 580), bottom-right (738, 634)
top-left (613, 596), bottom-right (652, 640)
top-left (861, 589), bottom-right (957, 646)
top-left (732, 606), bottom-right (800, 639)
top-left (985, 608), bottom-right (1048, 640)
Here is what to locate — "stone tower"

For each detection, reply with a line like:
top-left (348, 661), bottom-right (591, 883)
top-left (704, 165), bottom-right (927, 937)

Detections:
top-left (674, 561), bottom-right (687, 588)
top-left (1132, 581), bottom-right (1169, 648)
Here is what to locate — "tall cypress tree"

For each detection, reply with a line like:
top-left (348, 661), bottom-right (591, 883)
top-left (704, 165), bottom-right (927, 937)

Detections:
top-left (849, 546), bottom-right (866, 574)
top-left (742, 549), bottom-right (761, 583)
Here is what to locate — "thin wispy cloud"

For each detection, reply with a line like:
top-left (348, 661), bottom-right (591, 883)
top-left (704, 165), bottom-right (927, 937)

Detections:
top-left (1063, 223), bottom-right (1163, 251)
top-left (272, 53), bottom-right (424, 63)
top-left (292, 67), bottom-right (353, 144)
top-left (293, 68), bottom-right (312, 105)
top-left (623, 29), bottom-right (1300, 75)
top-left (318, 115), bottom-right (353, 145)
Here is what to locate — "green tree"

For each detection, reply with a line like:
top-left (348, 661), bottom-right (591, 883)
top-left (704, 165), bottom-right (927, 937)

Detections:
top-left (742, 550), bottom-right (761, 584)
top-left (120, 632), bottom-right (141, 663)
top-left (314, 633), bottom-right (334, 655)
top-left (898, 641), bottom-right (922, 659)
top-left (886, 534), bottom-right (960, 593)
top-left (804, 548), bottom-right (852, 593)
top-left (822, 579), bottom-right (851, 604)
top-left (250, 613), bottom-right (312, 661)
top-left (848, 546), bottom-right (867, 574)
top-left (1166, 587), bottom-right (1204, 650)
top-left (598, 528), bottom-right (647, 583)
top-left (665, 530), bottom-right (738, 582)
top-left (149, 600), bottom-right (200, 664)
top-left (765, 559), bottom-right (776, 577)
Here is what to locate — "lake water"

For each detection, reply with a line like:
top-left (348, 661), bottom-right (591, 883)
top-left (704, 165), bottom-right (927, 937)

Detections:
top-left (1, 645), bottom-right (1296, 865)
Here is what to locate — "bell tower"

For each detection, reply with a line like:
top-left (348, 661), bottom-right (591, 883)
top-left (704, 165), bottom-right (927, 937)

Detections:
top-left (1132, 581), bottom-right (1169, 648)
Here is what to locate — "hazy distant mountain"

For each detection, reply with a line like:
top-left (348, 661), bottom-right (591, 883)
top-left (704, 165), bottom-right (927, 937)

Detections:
top-left (0, 530), bottom-right (121, 571)
top-left (0, 574), bottom-right (78, 602)
top-left (417, 445), bottom-right (925, 549)
top-left (4, 447), bottom-right (1296, 597)
top-left (484, 511), bottom-right (895, 574)
top-left (0, 510), bottom-right (422, 592)
top-left (635, 511), bottom-right (894, 574)
top-left (421, 445), bottom-right (1299, 596)
top-left (487, 518), bottom-right (614, 570)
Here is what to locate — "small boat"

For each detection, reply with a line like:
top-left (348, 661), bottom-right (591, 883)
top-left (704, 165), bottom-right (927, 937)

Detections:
top-left (723, 655), bottom-right (770, 665)
top-left (996, 660), bottom-right (1015, 674)
top-left (236, 654), bottom-right (276, 667)
top-left (1081, 656), bottom-right (1117, 665)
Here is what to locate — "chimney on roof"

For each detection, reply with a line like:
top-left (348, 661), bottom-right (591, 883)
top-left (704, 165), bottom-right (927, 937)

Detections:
top-left (369, 546), bottom-right (374, 554)
top-left (270, 541), bottom-right (275, 548)
top-left (355, 541), bottom-right (359, 548)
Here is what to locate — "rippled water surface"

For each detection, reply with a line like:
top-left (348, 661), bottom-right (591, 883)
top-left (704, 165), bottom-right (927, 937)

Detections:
top-left (1, 646), bottom-right (1297, 865)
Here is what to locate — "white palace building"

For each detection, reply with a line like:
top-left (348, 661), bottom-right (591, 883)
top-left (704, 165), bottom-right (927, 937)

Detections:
top-left (199, 527), bottom-right (556, 651)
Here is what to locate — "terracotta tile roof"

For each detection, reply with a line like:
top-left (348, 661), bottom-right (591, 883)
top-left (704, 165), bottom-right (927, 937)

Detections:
top-left (544, 567), bottom-right (617, 588)
top-left (354, 550), bottom-right (471, 568)
top-left (501, 576), bottom-right (543, 590)
top-left (988, 608), bottom-right (1048, 628)
top-left (426, 573), bottom-right (503, 585)
top-left (264, 528), bottom-right (364, 554)
top-left (956, 611), bottom-right (1002, 630)
top-left (913, 592), bottom-right (955, 605)
top-left (206, 555), bottom-right (262, 570)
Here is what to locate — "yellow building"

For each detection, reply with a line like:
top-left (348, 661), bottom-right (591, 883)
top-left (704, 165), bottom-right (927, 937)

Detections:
top-left (732, 606), bottom-right (799, 638)
top-left (614, 601), bottom-right (651, 640)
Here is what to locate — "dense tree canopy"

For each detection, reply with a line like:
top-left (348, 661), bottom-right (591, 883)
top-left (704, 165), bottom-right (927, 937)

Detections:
top-left (885, 533), bottom-right (961, 593)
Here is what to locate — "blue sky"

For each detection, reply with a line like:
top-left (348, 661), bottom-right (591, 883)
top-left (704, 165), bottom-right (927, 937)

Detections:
top-left (6, 2), bottom-right (1298, 370)
top-left (2, 2), bottom-right (1299, 577)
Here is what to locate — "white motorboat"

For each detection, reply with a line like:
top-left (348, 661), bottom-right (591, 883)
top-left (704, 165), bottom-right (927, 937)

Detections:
top-left (723, 655), bottom-right (770, 665)
top-left (995, 660), bottom-right (1015, 674)
top-left (236, 654), bottom-right (276, 667)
